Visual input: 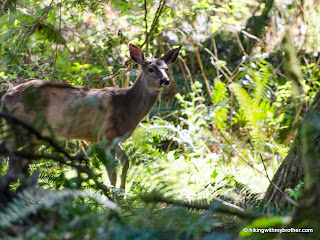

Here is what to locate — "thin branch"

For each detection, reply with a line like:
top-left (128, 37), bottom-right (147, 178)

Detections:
top-left (219, 132), bottom-right (265, 176)
top-left (14, 151), bottom-right (113, 200)
top-left (144, 0), bottom-right (148, 51)
top-left (195, 45), bottom-right (213, 103)
top-left (241, 29), bottom-right (261, 43)
top-left (234, 32), bottom-right (248, 58)
top-left (143, 193), bottom-right (260, 220)
top-left (0, 111), bottom-right (82, 161)
top-left (260, 155), bottom-right (298, 206)
top-left (0, 111), bottom-right (113, 200)
top-left (204, 48), bottom-right (233, 84)
top-left (52, 0), bottom-right (62, 76)
top-left (178, 55), bottom-right (200, 99)
top-left (211, 35), bottom-right (220, 79)
top-left (141, 0), bottom-right (166, 49)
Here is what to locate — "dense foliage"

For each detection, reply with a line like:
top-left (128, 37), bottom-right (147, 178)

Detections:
top-left (0, 0), bottom-right (319, 239)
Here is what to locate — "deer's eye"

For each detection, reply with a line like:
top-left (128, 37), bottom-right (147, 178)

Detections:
top-left (148, 68), bottom-right (154, 73)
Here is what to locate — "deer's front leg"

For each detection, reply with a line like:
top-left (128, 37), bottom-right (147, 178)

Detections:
top-left (105, 147), bottom-right (117, 187)
top-left (116, 144), bottom-right (129, 189)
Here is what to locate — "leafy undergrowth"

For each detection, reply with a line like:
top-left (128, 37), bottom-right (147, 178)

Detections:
top-left (0, 67), bottom-right (303, 239)
top-left (1, 0), bottom-right (320, 237)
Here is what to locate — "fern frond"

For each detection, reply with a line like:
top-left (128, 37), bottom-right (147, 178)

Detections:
top-left (213, 79), bottom-right (229, 104)
top-left (0, 188), bottom-right (119, 229)
top-left (0, 6), bottom-right (66, 65)
top-left (253, 61), bottom-right (273, 103)
top-left (0, 26), bottom-right (19, 45)
top-left (222, 175), bottom-right (259, 203)
top-left (237, 201), bottom-right (295, 216)
top-left (147, 121), bottom-right (195, 149)
top-left (35, 21), bottom-right (66, 45)
top-left (229, 82), bottom-right (265, 143)
top-left (124, 120), bottom-right (195, 165)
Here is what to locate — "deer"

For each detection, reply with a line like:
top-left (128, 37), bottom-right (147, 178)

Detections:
top-left (1, 43), bottom-right (181, 190)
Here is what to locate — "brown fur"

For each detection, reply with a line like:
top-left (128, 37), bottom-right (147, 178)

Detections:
top-left (1, 44), bottom-right (181, 188)
top-left (3, 76), bottom-right (160, 142)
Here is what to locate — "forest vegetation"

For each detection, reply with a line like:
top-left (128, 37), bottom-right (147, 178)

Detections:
top-left (0, 0), bottom-right (319, 239)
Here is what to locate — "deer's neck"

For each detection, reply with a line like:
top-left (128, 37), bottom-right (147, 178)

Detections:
top-left (108, 73), bottom-right (161, 139)
top-left (127, 73), bottom-right (160, 121)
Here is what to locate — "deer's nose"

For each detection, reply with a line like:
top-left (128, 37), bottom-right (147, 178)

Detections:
top-left (160, 78), bottom-right (170, 86)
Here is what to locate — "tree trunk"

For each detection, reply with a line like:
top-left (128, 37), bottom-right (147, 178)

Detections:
top-left (264, 90), bottom-right (320, 204)
top-left (264, 132), bottom-right (304, 204)
top-left (282, 109), bottom-right (320, 239)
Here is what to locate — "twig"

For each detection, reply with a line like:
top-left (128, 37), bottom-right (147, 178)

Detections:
top-left (177, 55), bottom-right (201, 98)
top-left (205, 47), bottom-right (232, 76)
top-left (195, 45), bottom-right (213, 103)
top-left (219, 132), bottom-right (265, 176)
top-left (211, 35), bottom-right (220, 79)
top-left (260, 155), bottom-right (298, 206)
top-left (144, 0), bottom-right (148, 51)
top-left (164, 138), bottom-right (174, 155)
top-left (0, 111), bottom-right (81, 161)
top-left (292, 102), bottom-right (303, 127)
top-left (241, 29), bottom-right (261, 43)
top-left (141, 0), bottom-right (167, 49)
top-left (0, 111), bottom-right (113, 200)
top-left (235, 32), bottom-right (248, 58)
top-left (52, 0), bottom-right (62, 77)
top-left (204, 48), bottom-right (233, 83)
top-left (14, 151), bottom-right (113, 200)
top-left (177, 55), bottom-right (191, 92)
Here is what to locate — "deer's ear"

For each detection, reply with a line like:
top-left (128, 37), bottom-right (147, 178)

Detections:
top-left (161, 46), bottom-right (181, 64)
top-left (129, 43), bottom-right (145, 65)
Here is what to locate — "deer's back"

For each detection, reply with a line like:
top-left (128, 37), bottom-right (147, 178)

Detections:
top-left (2, 80), bottom-right (121, 141)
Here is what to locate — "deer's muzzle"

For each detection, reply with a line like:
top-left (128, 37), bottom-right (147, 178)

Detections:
top-left (160, 78), bottom-right (170, 86)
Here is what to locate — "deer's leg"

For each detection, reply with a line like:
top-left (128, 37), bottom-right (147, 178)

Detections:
top-left (106, 164), bottom-right (117, 187)
top-left (104, 146), bottom-right (117, 187)
top-left (116, 144), bottom-right (129, 189)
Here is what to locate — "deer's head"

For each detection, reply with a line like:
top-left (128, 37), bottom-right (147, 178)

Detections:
top-left (129, 43), bottom-right (181, 91)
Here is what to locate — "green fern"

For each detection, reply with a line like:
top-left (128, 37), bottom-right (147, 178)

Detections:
top-left (218, 176), bottom-right (295, 216)
top-left (229, 60), bottom-right (280, 148)
top-left (124, 120), bottom-right (195, 162)
top-left (221, 175), bottom-right (259, 203)
top-left (35, 21), bottom-right (66, 45)
top-left (0, 188), bottom-right (119, 229)
top-left (229, 82), bottom-right (267, 144)
top-left (211, 79), bottom-right (230, 130)
top-left (252, 60), bottom-right (274, 103)
top-left (0, 6), bottom-right (66, 64)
